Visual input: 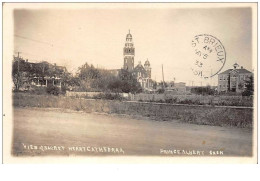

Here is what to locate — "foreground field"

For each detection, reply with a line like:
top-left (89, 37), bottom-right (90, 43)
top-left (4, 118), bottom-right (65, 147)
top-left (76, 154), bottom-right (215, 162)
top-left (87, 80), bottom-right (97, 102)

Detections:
top-left (13, 107), bottom-right (252, 156)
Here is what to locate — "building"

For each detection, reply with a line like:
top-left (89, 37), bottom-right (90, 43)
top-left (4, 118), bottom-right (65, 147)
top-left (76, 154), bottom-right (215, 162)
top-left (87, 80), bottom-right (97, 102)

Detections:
top-left (122, 30), bottom-right (153, 89)
top-left (12, 57), bottom-right (68, 90)
top-left (218, 63), bottom-right (253, 92)
top-left (166, 81), bottom-right (186, 93)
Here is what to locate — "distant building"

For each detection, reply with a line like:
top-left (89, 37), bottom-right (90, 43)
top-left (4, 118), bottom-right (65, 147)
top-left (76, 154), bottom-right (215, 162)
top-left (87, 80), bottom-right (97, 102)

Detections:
top-left (166, 81), bottom-right (186, 93)
top-left (174, 82), bottom-right (186, 92)
top-left (218, 63), bottom-right (253, 92)
top-left (109, 69), bottom-right (121, 77)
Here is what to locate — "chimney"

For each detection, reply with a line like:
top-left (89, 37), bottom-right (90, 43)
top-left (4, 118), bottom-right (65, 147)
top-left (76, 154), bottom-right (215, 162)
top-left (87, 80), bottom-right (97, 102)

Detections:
top-left (241, 66), bottom-right (244, 69)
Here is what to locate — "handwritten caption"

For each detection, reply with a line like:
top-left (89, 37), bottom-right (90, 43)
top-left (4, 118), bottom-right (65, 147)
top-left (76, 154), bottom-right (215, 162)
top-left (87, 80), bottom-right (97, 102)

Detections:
top-left (160, 148), bottom-right (224, 156)
top-left (22, 143), bottom-right (125, 154)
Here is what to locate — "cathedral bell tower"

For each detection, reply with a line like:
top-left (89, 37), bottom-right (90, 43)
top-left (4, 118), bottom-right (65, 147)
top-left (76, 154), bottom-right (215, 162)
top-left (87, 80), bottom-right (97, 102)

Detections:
top-left (123, 30), bottom-right (135, 71)
top-left (144, 59), bottom-right (151, 78)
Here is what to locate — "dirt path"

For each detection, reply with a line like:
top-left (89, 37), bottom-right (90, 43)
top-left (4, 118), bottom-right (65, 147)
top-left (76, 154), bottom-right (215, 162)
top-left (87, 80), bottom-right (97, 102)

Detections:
top-left (12, 107), bottom-right (252, 156)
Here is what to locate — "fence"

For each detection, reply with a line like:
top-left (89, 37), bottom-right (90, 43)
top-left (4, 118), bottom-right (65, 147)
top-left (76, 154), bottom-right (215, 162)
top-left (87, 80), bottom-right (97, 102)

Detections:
top-left (66, 91), bottom-right (132, 99)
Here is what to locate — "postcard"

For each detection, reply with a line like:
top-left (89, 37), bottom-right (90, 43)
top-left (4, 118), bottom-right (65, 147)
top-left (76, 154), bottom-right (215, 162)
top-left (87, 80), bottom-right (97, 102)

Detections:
top-left (3, 3), bottom-right (257, 163)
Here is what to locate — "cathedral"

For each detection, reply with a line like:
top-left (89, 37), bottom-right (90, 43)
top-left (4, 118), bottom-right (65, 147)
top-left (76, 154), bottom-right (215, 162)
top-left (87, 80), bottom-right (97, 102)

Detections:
top-left (123, 30), bottom-right (153, 89)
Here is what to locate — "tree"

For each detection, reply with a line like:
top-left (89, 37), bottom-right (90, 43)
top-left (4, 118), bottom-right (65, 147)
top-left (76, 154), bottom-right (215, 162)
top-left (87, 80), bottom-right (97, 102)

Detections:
top-left (152, 81), bottom-right (157, 90)
top-left (119, 69), bottom-right (142, 93)
top-left (12, 56), bottom-right (70, 91)
top-left (75, 63), bottom-right (143, 93)
top-left (12, 58), bottom-right (27, 90)
top-left (242, 75), bottom-right (254, 96)
top-left (94, 69), bottom-right (118, 91)
top-left (107, 69), bottom-right (142, 93)
top-left (78, 63), bottom-right (100, 80)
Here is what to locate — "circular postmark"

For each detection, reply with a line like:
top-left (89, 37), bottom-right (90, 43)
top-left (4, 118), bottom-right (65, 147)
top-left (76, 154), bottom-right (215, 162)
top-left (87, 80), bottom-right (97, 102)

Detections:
top-left (191, 34), bottom-right (226, 79)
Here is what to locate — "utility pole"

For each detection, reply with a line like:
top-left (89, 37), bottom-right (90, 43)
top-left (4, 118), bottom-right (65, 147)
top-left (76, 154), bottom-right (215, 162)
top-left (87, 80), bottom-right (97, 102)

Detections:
top-left (162, 64), bottom-right (165, 89)
top-left (210, 69), bottom-right (212, 88)
top-left (17, 52), bottom-right (20, 74)
top-left (17, 52), bottom-right (21, 90)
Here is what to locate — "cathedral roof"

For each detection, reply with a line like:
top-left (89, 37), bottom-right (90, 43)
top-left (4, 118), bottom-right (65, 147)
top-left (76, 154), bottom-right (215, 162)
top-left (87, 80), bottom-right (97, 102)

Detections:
top-left (144, 59), bottom-right (150, 66)
top-left (219, 68), bottom-right (252, 75)
top-left (133, 63), bottom-right (147, 76)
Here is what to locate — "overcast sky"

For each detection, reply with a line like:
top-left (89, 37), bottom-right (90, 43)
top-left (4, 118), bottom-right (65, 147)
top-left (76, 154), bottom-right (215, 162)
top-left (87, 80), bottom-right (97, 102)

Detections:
top-left (14, 6), bottom-right (253, 86)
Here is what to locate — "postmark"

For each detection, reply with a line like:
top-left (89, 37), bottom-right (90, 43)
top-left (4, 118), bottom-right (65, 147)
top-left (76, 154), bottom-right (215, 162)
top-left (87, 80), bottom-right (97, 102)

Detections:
top-left (191, 34), bottom-right (226, 79)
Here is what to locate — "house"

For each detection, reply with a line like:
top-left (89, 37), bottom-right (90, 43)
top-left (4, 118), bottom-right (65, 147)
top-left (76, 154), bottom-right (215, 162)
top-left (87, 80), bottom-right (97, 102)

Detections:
top-left (218, 63), bottom-right (253, 92)
top-left (12, 57), bottom-right (68, 90)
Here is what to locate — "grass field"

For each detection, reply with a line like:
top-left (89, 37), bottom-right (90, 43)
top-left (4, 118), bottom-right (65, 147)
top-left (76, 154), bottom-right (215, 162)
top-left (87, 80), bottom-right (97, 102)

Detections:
top-left (13, 93), bottom-right (253, 128)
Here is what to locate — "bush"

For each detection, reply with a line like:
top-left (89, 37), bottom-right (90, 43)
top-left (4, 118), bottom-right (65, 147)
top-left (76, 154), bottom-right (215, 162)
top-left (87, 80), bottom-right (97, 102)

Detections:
top-left (92, 92), bottom-right (125, 100)
top-left (13, 93), bottom-right (253, 128)
top-left (61, 85), bottom-right (67, 95)
top-left (157, 89), bottom-right (165, 94)
top-left (242, 90), bottom-right (253, 96)
top-left (165, 97), bottom-right (178, 104)
top-left (27, 86), bottom-right (47, 95)
top-left (46, 85), bottom-right (60, 95)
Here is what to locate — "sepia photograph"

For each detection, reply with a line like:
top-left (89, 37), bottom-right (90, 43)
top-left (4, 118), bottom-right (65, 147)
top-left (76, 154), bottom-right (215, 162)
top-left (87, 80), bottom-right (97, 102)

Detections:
top-left (2, 3), bottom-right (257, 163)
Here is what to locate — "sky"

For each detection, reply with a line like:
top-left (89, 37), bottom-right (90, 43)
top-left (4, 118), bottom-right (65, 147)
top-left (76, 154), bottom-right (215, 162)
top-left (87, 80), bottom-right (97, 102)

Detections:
top-left (14, 6), bottom-right (253, 86)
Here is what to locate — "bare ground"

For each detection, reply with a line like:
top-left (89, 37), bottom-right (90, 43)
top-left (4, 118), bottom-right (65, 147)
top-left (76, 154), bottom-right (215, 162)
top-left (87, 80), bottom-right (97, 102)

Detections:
top-left (12, 107), bottom-right (253, 157)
